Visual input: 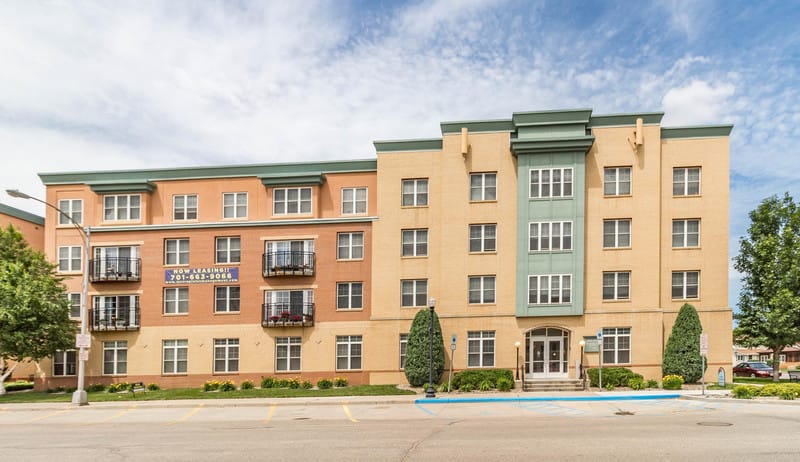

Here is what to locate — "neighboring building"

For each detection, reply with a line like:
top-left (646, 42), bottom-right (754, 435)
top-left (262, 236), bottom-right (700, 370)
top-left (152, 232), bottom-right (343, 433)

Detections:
top-left (32, 108), bottom-right (733, 389)
top-left (735, 344), bottom-right (800, 370)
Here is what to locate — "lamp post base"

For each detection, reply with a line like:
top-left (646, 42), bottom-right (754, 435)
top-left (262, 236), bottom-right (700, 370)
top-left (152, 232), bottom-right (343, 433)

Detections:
top-left (71, 389), bottom-right (88, 406)
top-left (425, 385), bottom-right (436, 398)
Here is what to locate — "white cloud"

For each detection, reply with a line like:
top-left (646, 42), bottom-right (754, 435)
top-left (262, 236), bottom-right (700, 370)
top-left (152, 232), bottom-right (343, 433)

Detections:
top-left (661, 80), bottom-right (735, 125)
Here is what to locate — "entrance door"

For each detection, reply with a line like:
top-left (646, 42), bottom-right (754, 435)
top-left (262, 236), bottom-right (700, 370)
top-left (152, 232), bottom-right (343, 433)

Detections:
top-left (526, 328), bottom-right (569, 378)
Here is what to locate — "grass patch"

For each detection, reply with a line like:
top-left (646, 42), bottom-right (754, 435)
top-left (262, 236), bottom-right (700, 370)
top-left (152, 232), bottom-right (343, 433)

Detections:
top-left (733, 377), bottom-right (791, 385)
top-left (706, 383), bottom-right (734, 390)
top-left (0, 384), bottom-right (414, 403)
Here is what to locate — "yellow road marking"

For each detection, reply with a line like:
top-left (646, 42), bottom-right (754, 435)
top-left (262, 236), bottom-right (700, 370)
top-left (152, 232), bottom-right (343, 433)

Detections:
top-left (26, 408), bottom-right (71, 423)
top-left (262, 403), bottom-right (277, 425)
top-left (96, 404), bottom-right (137, 424)
top-left (342, 402), bottom-right (358, 423)
top-left (166, 403), bottom-right (204, 425)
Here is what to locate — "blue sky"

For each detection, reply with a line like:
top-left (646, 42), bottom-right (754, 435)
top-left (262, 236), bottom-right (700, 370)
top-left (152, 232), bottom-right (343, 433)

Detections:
top-left (1, 0), bottom-right (799, 309)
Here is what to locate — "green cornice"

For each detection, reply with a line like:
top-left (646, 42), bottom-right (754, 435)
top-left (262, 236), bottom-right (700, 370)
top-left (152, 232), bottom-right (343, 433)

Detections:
top-left (0, 203), bottom-right (45, 225)
top-left (510, 135), bottom-right (595, 156)
top-left (661, 125), bottom-right (734, 139)
top-left (589, 112), bottom-right (665, 127)
top-left (512, 109), bottom-right (593, 127)
top-left (440, 119), bottom-right (514, 134)
top-left (89, 181), bottom-right (156, 193)
top-left (260, 174), bottom-right (325, 186)
top-left (373, 139), bottom-right (443, 153)
top-left (39, 159), bottom-right (377, 186)
top-left (89, 216), bottom-right (378, 233)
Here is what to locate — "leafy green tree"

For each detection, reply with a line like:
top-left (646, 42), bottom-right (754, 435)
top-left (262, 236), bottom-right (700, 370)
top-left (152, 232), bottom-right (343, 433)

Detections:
top-left (0, 225), bottom-right (75, 394)
top-left (404, 308), bottom-right (445, 387)
top-left (662, 303), bottom-right (706, 383)
top-left (734, 193), bottom-right (800, 382)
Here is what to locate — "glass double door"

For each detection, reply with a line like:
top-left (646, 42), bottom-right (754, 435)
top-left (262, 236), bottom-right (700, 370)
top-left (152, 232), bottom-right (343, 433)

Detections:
top-left (529, 336), bottom-right (566, 378)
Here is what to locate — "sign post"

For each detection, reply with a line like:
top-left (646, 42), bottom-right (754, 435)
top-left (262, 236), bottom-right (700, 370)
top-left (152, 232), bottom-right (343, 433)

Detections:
top-left (700, 333), bottom-right (709, 396)
top-left (448, 334), bottom-right (457, 392)
top-left (597, 330), bottom-right (603, 389)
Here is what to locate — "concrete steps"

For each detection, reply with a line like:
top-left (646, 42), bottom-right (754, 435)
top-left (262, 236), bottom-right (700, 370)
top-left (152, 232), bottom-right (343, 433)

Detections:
top-left (522, 379), bottom-right (585, 392)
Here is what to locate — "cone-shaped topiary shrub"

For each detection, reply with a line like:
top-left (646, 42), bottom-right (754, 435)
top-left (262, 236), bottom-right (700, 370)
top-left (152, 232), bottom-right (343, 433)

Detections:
top-left (662, 303), bottom-right (706, 383)
top-left (404, 308), bottom-right (445, 387)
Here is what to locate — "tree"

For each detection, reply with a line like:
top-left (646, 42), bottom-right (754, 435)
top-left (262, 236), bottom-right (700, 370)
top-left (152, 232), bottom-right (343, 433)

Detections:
top-left (0, 225), bottom-right (75, 394)
top-left (404, 308), bottom-right (445, 387)
top-left (662, 303), bottom-right (706, 383)
top-left (733, 193), bottom-right (800, 382)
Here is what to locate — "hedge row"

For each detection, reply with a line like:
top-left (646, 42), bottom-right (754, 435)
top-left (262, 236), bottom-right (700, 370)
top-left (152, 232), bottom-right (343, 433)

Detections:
top-left (586, 367), bottom-right (643, 388)
top-left (733, 383), bottom-right (800, 400)
top-left (451, 369), bottom-right (514, 390)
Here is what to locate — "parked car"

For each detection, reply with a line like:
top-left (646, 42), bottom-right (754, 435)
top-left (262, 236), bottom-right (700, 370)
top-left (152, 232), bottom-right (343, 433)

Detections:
top-left (733, 361), bottom-right (774, 378)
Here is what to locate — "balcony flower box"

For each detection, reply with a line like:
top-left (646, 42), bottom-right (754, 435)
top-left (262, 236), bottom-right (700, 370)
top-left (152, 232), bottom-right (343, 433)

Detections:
top-left (269, 315), bottom-right (280, 323)
top-left (290, 314), bottom-right (302, 322)
top-left (280, 311), bottom-right (291, 319)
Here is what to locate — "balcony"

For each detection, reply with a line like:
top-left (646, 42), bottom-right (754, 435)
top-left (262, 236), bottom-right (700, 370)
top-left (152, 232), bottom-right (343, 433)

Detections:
top-left (90, 306), bottom-right (140, 331)
top-left (262, 303), bottom-right (314, 328)
top-left (89, 258), bottom-right (142, 282)
top-left (263, 251), bottom-right (315, 277)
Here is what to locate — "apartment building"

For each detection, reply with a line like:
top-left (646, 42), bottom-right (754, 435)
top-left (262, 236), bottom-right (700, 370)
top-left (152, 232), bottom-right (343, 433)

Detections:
top-left (32, 108), bottom-right (733, 389)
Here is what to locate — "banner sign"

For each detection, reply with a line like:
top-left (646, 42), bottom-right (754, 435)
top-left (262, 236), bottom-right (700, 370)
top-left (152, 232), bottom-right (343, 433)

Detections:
top-left (165, 267), bottom-right (239, 284)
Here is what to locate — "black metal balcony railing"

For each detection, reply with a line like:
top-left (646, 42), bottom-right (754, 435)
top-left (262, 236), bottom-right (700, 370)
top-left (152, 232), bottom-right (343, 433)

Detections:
top-left (89, 258), bottom-right (142, 282)
top-left (263, 251), bottom-right (315, 277)
top-left (90, 305), bottom-right (140, 331)
top-left (262, 302), bottom-right (314, 327)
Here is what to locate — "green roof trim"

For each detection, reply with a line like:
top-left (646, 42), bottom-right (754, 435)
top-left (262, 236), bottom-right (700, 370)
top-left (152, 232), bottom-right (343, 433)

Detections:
top-left (0, 203), bottom-right (45, 225)
top-left (89, 216), bottom-right (378, 233)
top-left (373, 138), bottom-right (443, 153)
top-left (589, 112), bottom-right (665, 127)
top-left (260, 174), bottom-right (325, 186)
top-left (89, 181), bottom-right (156, 193)
top-left (440, 119), bottom-right (514, 134)
top-left (511, 135), bottom-right (595, 156)
top-left (661, 125), bottom-right (734, 139)
top-left (512, 109), bottom-right (593, 127)
top-left (39, 159), bottom-right (377, 186)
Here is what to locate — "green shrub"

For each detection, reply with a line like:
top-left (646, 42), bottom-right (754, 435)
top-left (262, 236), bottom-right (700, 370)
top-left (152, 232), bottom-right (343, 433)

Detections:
top-left (261, 377), bottom-right (275, 389)
top-left (86, 383), bottom-right (106, 393)
top-left (478, 379), bottom-right (493, 391)
top-left (452, 369), bottom-right (513, 390)
top-left (732, 385), bottom-right (757, 399)
top-left (604, 383), bottom-right (615, 391)
top-left (758, 383), bottom-right (800, 399)
top-left (301, 380), bottom-right (313, 390)
top-left (108, 382), bottom-right (130, 393)
top-left (460, 383), bottom-right (474, 392)
top-left (203, 380), bottom-right (220, 392)
top-left (4, 381), bottom-right (34, 392)
top-left (219, 380), bottom-right (236, 392)
top-left (779, 389), bottom-right (797, 400)
top-left (240, 380), bottom-right (254, 390)
top-left (403, 308), bottom-right (445, 387)
top-left (146, 383), bottom-right (160, 391)
top-left (646, 379), bottom-right (659, 389)
top-left (628, 377), bottom-right (645, 390)
top-left (438, 382), bottom-right (451, 392)
top-left (662, 375), bottom-right (684, 390)
top-left (317, 378), bottom-right (333, 389)
top-left (586, 367), bottom-right (642, 388)
top-left (334, 377), bottom-right (349, 387)
top-left (274, 378), bottom-right (290, 388)
top-left (496, 377), bottom-right (513, 392)
top-left (287, 377), bottom-right (301, 389)
top-left (662, 303), bottom-right (705, 383)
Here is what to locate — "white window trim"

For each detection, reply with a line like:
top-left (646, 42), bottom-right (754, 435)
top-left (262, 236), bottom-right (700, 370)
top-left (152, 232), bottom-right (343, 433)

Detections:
top-left (673, 167), bottom-right (702, 196)
top-left (527, 274), bottom-right (572, 305)
top-left (275, 337), bottom-right (302, 372)
top-left (401, 279), bottom-right (428, 308)
top-left (53, 350), bottom-right (77, 377)
top-left (215, 236), bottom-right (241, 264)
top-left (601, 327), bottom-right (631, 365)
top-left (468, 275), bottom-right (496, 304)
top-left (214, 285), bottom-right (241, 313)
top-left (67, 292), bottom-right (81, 319)
top-left (222, 192), bottom-right (248, 220)
top-left (337, 232), bottom-right (364, 260)
top-left (470, 172), bottom-right (497, 202)
top-left (335, 335), bottom-right (363, 371)
top-left (336, 281), bottom-right (364, 310)
top-left (401, 229), bottom-right (428, 257)
top-left (672, 219), bottom-right (701, 248)
top-left (529, 167), bottom-right (573, 199)
top-left (103, 194), bottom-right (141, 222)
top-left (401, 179), bottom-right (429, 207)
top-left (603, 167), bottom-right (632, 196)
top-left (213, 338), bottom-right (239, 373)
top-left (163, 287), bottom-right (189, 315)
top-left (529, 221), bottom-right (573, 252)
top-left (602, 271), bottom-right (631, 301)
top-left (603, 219), bottom-right (631, 248)
top-left (57, 199), bottom-right (83, 226)
top-left (273, 187), bottom-right (312, 215)
top-left (57, 246), bottom-right (82, 273)
top-left (469, 224), bottom-right (497, 253)
top-left (672, 271), bottom-right (700, 300)
top-left (162, 339), bottom-right (188, 375)
top-left (172, 194), bottom-right (198, 221)
top-left (341, 187), bottom-right (368, 215)
top-left (467, 331), bottom-right (495, 368)
top-left (399, 333), bottom-right (408, 370)
top-left (164, 238), bottom-right (190, 266)
top-left (102, 340), bottom-right (128, 376)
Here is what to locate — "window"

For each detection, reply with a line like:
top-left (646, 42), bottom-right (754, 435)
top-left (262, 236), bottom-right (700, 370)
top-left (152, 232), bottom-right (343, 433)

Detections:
top-left (58, 246), bottom-right (82, 272)
top-left (103, 340), bottom-right (127, 375)
top-left (602, 327), bottom-right (631, 364)
top-left (401, 279), bottom-right (427, 307)
top-left (402, 179), bottom-right (428, 206)
top-left (342, 187), bottom-right (367, 214)
top-left (528, 274), bottom-right (572, 304)
top-left (468, 276), bottom-right (496, 304)
top-left (162, 339), bottom-right (188, 374)
top-left (337, 232), bottom-right (364, 260)
top-left (470, 173), bottom-right (497, 201)
top-left (165, 239), bottom-right (189, 265)
top-left (213, 338), bottom-right (239, 373)
top-left (223, 192), bottom-right (248, 219)
top-left (469, 224), bottom-right (496, 252)
top-left (93, 246), bottom-right (140, 277)
top-left (173, 194), bottom-right (198, 221)
top-left (216, 237), bottom-right (241, 264)
top-left (603, 272), bottom-right (630, 301)
top-left (164, 287), bottom-right (189, 314)
top-left (337, 282), bottom-right (363, 310)
top-left (273, 187), bottom-right (312, 214)
top-left (530, 168), bottom-right (573, 198)
top-left (93, 295), bottom-right (138, 326)
top-left (67, 293), bottom-right (81, 318)
top-left (673, 167), bottom-right (701, 196)
top-left (215, 286), bottom-right (240, 313)
top-left (53, 350), bottom-right (76, 376)
top-left (264, 289), bottom-right (314, 319)
top-left (276, 337), bottom-right (301, 372)
top-left (529, 221), bottom-right (572, 251)
top-left (672, 271), bottom-right (699, 299)
top-left (57, 199), bottom-right (82, 225)
top-left (399, 334), bottom-right (408, 369)
top-left (603, 167), bottom-right (631, 196)
top-left (672, 219), bottom-right (700, 247)
top-left (401, 229), bottom-right (428, 257)
top-left (336, 335), bottom-right (362, 370)
top-left (603, 219), bottom-right (631, 248)
top-left (467, 331), bottom-right (495, 367)
top-left (103, 194), bottom-right (140, 221)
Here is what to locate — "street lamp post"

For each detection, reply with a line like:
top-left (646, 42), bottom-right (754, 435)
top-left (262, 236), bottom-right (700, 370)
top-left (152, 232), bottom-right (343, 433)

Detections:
top-left (7, 189), bottom-right (90, 406)
top-left (578, 339), bottom-right (586, 390)
top-left (514, 341), bottom-right (521, 380)
top-left (425, 298), bottom-right (436, 398)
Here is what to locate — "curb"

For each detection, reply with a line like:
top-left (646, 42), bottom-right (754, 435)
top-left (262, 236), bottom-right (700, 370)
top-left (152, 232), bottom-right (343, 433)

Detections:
top-left (681, 394), bottom-right (800, 406)
top-left (415, 393), bottom-right (681, 404)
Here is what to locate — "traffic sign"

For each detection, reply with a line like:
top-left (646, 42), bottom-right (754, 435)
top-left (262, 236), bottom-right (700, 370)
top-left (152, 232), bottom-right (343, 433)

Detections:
top-left (596, 330), bottom-right (603, 340)
top-left (450, 334), bottom-right (457, 350)
top-left (700, 333), bottom-right (709, 356)
top-left (75, 334), bottom-right (91, 349)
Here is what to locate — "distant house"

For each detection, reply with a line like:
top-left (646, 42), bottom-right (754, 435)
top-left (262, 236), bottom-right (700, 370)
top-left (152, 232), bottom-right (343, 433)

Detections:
top-left (734, 344), bottom-right (800, 369)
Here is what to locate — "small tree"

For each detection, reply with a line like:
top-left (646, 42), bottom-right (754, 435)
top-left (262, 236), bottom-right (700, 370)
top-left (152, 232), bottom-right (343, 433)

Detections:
top-left (0, 225), bottom-right (75, 394)
top-left (404, 308), bottom-right (445, 387)
top-left (662, 303), bottom-right (706, 383)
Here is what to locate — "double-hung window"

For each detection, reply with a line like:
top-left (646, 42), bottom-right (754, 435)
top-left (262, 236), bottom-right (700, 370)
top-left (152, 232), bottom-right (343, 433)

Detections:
top-left (672, 219), bottom-right (700, 247)
top-left (337, 232), bottom-right (364, 260)
top-left (672, 271), bottom-right (699, 299)
top-left (602, 327), bottom-right (631, 364)
top-left (58, 246), bottom-right (82, 272)
top-left (164, 287), bottom-right (189, 314)
top-left (530, 168), bottom-right (572, 198)
top-left (467, 331), bottom-right (495, 367)
top-left (402, 179), bottom-right (428, 206)
top-left (164, 238), bottom-right (189, 265)
top-left (57, 199), bottom-right (82, 225)
top-left (468, 276), bottom-right (496, 304)
top-left (276, 337), bottom-right (301, 372)
top-left (173, 194), bottom-right (198, 220)
top-left (273, 187), bottom-right (312, 214)
top-left (103, 340), bottom-right (128, 375)
top-left (673, 167), bottom-right (701, 196)
top-left (469, 224), bottom-right (496, 252)
top-left (103, 194), bottom-right (140, 221)
top-left (216, 237), bottom-right (241, 264)
top-left (223, 192), bottom-right (248, 219)
top-left (53, 350), bottom-right (76, 376)
top-left (602, 272), bottom-right (630, 301)
top-left (470, 172), bottom-right (497, 201)
top-left (603, 219), bottom-right (631, 248)
top-left (399, 334), bottom-right (408, 369)
top-left (401, 229), bottom-right (428, 257)
top-left (401, 279), bottom-right (427, 307)
top-left (67, 293), bottom-right (81, 318)
top-left (342, 187), bottom-right (367, 214)
top-left (603, 167), bottom-right (631, 196)
top-left (215, 286), bottom-right (240, 313)
top-left (93, 295), bottom-right (138, 326)
top-left (213, 338), bottom-right (239, 373)
top-left (163, 339), bottom-right (188, 374)
top-left (336, 335), bottom-right (362, 370)
top-left (529, 221), bottom-right (572, 251)
top-left (528, 274), bottom-right (572, 304)
top-left (337, 282), bottom-right (363, 310)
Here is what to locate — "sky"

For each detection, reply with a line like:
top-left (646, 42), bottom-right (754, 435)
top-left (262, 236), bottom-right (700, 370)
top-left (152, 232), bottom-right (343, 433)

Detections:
top-left (1, 0), bottom-right (799, 310)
